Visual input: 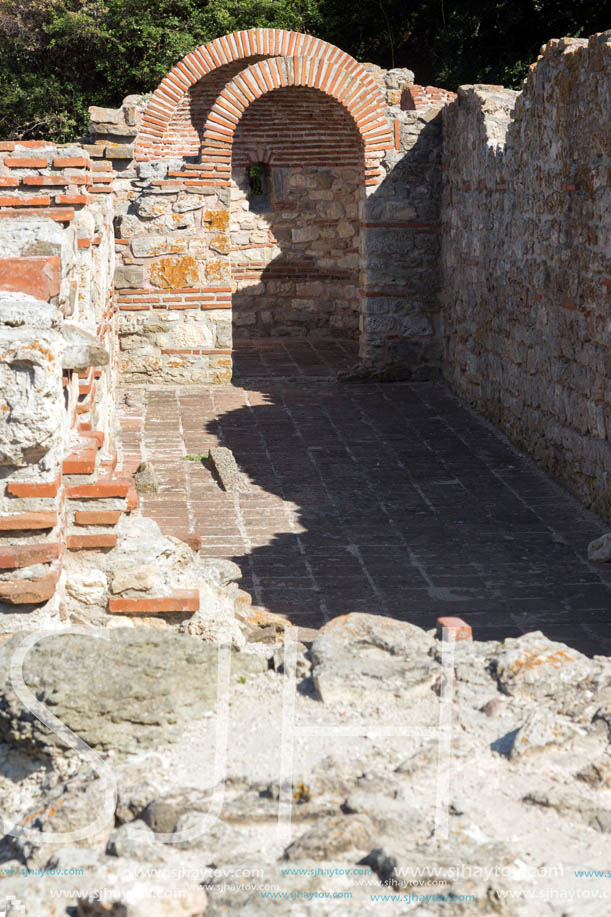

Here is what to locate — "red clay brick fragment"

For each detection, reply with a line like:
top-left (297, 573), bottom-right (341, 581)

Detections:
top-left (108, 590), bottom-right (200, 614)
top-left (62, 452), bottom-right (97, 475)
top-left (7, 475), bottom-right (61, 498)
top-left (0, 542), bottom-right (60, 570)
top-left (0, 571), bottom-right (58, 604)
top-left (0, 256), bottom-right (60, 301)
top-left (66, 534), bottom-right (118, 550)
top-left (436, 616), bottom-right (472, 641)
top-left (74, 510), bottom-right (121, 526)
top-left (4, 157), bottom-right (48, 168)
top-left (0, 512), bottom-right (57, 531)
top-left (66, 480), bottom-right (129, 499)
top-left (53, 156), bottom-right (89, 168)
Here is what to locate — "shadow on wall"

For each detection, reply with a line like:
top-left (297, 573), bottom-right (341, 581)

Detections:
top-left (203, 379), bottom-right (610, 658)
top-left (228, 103), bottom-right (445, 378)
top-left (230, 162), bottom-right (362, 343)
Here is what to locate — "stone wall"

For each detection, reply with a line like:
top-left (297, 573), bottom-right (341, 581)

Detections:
top-left (231, 87), bottom-right (363, 340)
top-left (0, 144), bottom-right (137, 625)
top-left (120, 31), bottom-right (442, 376)
top-left (441, 32), bottom-right (611, 519)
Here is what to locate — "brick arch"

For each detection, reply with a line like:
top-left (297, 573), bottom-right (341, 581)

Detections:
top-left (135, 28), bottom-right (391, 162)
top-left (202, 57), bottom-right (392, 184)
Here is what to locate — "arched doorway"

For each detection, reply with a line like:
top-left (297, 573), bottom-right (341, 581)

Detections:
top-left (230, 86), bottom-right (364, 354)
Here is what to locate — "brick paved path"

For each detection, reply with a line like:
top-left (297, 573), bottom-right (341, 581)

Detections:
top-left (118, 353), bottom-right (610, 655)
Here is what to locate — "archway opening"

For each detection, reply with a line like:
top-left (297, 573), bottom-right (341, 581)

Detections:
top-left (230, 86), bottom-right (364, 357)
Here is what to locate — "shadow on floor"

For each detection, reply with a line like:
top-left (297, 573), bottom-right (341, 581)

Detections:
top-left (200, 378), bottom-right (611, 657)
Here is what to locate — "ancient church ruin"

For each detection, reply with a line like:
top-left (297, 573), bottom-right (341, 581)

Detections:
top-left (0, 28), bottom-right (609, 623)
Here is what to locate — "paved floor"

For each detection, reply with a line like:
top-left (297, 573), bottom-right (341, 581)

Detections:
top-left (118, 346), bottom-right (611, 656)
top-left (232, 338), bottom-right (358, 380)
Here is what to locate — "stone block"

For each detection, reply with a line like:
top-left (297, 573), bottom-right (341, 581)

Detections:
top-left (114, 264), bottom-right (145, 289)
top-left (131, 235), bottom-right (188, 258)
top-left (150, 256), bottom-right (198, 289)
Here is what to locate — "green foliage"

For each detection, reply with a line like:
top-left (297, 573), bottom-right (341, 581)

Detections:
top-left (0, 0), bottom-right (606, 140)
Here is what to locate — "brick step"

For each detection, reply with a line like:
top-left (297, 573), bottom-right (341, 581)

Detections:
top-left (0, 542), bottom-right (60, 570)
top-left (0, 511), bottom-right (57, 531)
top-left (65, 479), bottom-right (130, 499)
top-left (0, 569), bottom-right (59, 605)
top-left (66, 533), bottom-right (117, 550)
top-left (6, 475), bottom-right (61, 498)
top-left (108, 590), bottom-right (200, 615)
top-left (73, 510), bottom-right (122, 526)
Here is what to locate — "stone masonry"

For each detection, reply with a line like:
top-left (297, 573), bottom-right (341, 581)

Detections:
top-left (0, 27), bottom-right (609, 626)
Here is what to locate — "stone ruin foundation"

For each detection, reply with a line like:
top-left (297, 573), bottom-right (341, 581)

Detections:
top-left (0, 27), bottom-right (609, 916)
top-left (0, 29), bottom-right (608, 626)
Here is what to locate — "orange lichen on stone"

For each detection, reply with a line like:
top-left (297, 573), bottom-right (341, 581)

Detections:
top-left (205, 259), bottom-right (231, 282)
top-left (203, 209), bottom-right (229, 231)
top-left (150, 256), bottom-right (199, 289)
top-left (508, 649), bottom-right (575, 674)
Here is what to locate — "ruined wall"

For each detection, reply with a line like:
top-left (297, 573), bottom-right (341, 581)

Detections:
top-left (120, 31), bottom-right (443, 378)
top-left (441, 32), bottom-right (611, 518)
top-left (0, 144), bottom-right (136, 624)
top-left (231, 88), bottom-right (363, 340)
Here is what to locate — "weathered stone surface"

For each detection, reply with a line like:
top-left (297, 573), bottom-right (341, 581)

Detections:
top-left (105, 143), bottom-right (135, 159)
top-left (284, 814), bottom-right (374, 860)
top-left (588, 533), bottom-right (611, 563)
top-left (496, 709), bottom-right (580, 760)
top-left (134, 460), bottom-right (159, 493)
top-left (65, 569), bottom-right (108, 606)
top-left (62, 323), bottom-right (109, 370)
top-left (110, 565), bottom-right (156, 594)
top-left (491, 631), bottom-right (611, 719)
top-left (142, 787), bottom-right (213, 833)
top-left (0, 293), bottom-right (64, 467)
top-left (311, 613), bottom-right (437, 704)
top-left (0, 629), bottom-right (265, 757)
top-left (150, 255), bottom-right (198, 289)
top-left (208, 446), bottom-right (250, 493)
top-left (131, 235), bottom-right (187, 258)
top-left (442, 35), bottom-right (611, 519)
top-left (114, 264), bottom-right (145, 289)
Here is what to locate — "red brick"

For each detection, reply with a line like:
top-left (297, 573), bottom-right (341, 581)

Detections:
top-left (77, 237), bottom-right (92, 248)
top-left (126, 479), bottom-right (139, 513)
top-left (0, 195), bottom-right (51, 207)
top-left (22, 175), bottom-right (69, 186)
top-left (108, 590), bottom-right (200, 614)
top-left (80, 430), bottom-right (104, 448)
top-left (4, 157), bottom-right (48, 168)
top-left (74, 510), bottom-right (121, 526)
top-left (0, 542), bottom-right (60, 570)
top-left (436, 616), bottom-right (472, 641)
top-left (53, 157), bottom-right (89, 168)
top-left (62, 451), bottom-right (97, 475)
top-left (65, 480), bottom-right (129, 499)
top-left (0, 571), bottom-right (59, 604)
top-left (0, 512), bottom-right (57, 531)
top-left (0, 256), bottom-right (60, 301)
top-left (173, 531), bottom-right (202, 551)
top-left (0, 177), bottom-right (19, 187)
top-left (66, 533), bottom-right (118, 550)
top-left (7, 475), bottom-right (61, 498)
top-left (0, 207), bottom-right (75, 222)
top-left (56, 194), bottom-right (90, 205)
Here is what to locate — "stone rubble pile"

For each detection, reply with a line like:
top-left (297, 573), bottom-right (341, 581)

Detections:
top-left (0, 613), bottom-right (608, 915)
